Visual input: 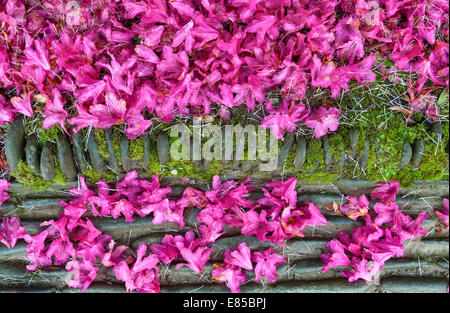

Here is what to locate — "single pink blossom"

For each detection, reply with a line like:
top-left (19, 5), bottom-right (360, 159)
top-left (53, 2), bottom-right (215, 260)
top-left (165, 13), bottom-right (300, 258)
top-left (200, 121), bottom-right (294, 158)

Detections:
top-left (66, 258), bottom-right (99, 291)
top-left (150, 235), bottom-right (181, 265)
top-left (304, 107), bottom-right (340, 138)
top-left (224, 242), bottom-right (253, 271)
top-left (0, 179), bottom-right (10, 205)
top-left (321, 239), bottom-right (352, 272)
top-left (370, 180), bottom-right (400, 203)
top-left (241, 210), bottom-right (271, 242)
top-left (211, 264), bottom-right (247, 293)
top-left (0, 217), bottom-right (27, 248)
top-left (435, 198), bottom-right (449, 230)
top-left (261, 100), bottom-right (310, 140)
top-left (251, 247), bottom-right (286, 283)
top-left (175, 243), bottom-right (212, 274)
top-left (10, 92), bottom-right (33, 117)
top-left (339, 195), bottom-right (370, 220)
top-left (42, 90), bottom-right (69, 135)
top-left (113, 244), bottom-right (160, 293)
top-left (341, 257), bottom-right (373, 282)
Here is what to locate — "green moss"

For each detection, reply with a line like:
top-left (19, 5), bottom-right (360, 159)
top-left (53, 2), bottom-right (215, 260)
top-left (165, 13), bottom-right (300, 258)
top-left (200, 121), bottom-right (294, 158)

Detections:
top-left (111, 129), bottom-right (122, 163)
top-left (329, 134), bottom-right (344, 161)
top-left (81, 169), bottom-right (116, 183)
top-left (129, 137), bottom-right (144, 160)
top-left (303, 138), bottom-right (323, 171)
top-left (283, 149), bottom-right (297, 172)
top-left (11, 159), bottom-right (72, 189)
top-left (24, 118), bottom-right (61, 145)
top-left (53, 162), bottom-right (68, 185)
top-left (11, 161), bottom-right (51, 190)
top-left (94, 129), bottom-right (109, 159)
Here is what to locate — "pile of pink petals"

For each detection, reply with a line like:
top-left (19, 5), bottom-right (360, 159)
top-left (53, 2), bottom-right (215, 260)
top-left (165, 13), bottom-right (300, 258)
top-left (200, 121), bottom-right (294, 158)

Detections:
top-left (0, 1), bottom-right (448, 140)
top-left (0, 175), bottom-right (447, 292)
top-left (321, 181), bottom-right (431, 282)
top-left (0, 172), bottom-right (304, 293)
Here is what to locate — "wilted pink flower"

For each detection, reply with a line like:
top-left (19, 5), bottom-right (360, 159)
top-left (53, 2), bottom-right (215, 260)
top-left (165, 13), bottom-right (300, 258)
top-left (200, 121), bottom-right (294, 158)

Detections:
top-left (341, 257), bottom-right (373, 282)
top-left (24, 230), bottom-right (52, 271)
top-left (22, 39), bottom-right (51, 72)
top-left (72, 218), bottom-right (102, 244)
top-left (224, 242), bottom-right (253, 271)
top-left (42, 90), bottom-right (69, 135)
top-left (10, 92), bottom-right (33, 117)
top-left (111, 199), bottom-right (138, 223)
top-left (151, 199), bottom-right (185, 228)
top-left (211, 264), bottom-right (247, 293)
top-left (205, 176), bottom-right (254, 211)
top-left (370, 180), bottom-right (400, 203)
top-left (0, 217), bottom-right (26, 248)
top-left (241, 210), bottom-right (272, 242)
top-left (321, 238), bottom-right (351, 272)
top-left (150, 234), bottom-right (181, 265)
top-left (261, 177), bottom-right (298, 211)
top-left (66, 258), bottom-right (99, 291)
top-left (0, 179), bottom-right (10, 205)
top-left (334, 16), bottom-right (365, 63)
top-left (113, 244), bottom-right (160, 293)
top-left (393, 211), bottom-right (429, 243)
top-left (175, 242), bottom-right (212, 274)
top-left (45, 235), bottom-right (74, 266)
top-left (435, 199), bottom-right (449, 230)
top-left (246, 14), bottom-right (278, 46)
top-left (0, 95), bottom-right (15, 124)
top-left (177, 187), bottom-right (208, 210)
top-left (261, 100), bottom-right (310, 140)
top-left (251, 248), bottom-right (286, 283)
top-left (304, 107), bottom-right (340, 138)
top-left (339, 195), bottom-right (370, 220)
top-left (280, 202), bottom-right (328, 238)
top-left (76, 234), bottom-right (112, 264)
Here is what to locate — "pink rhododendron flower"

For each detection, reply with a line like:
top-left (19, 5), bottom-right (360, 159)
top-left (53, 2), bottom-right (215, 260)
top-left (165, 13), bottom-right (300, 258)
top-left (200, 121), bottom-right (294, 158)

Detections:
top-left (339, 195), bottom-right (370, 220)
top-left (261, 177), bottom-right (298, 210)
top-left (42, 90), bottom-right (69, 135)
top-left (373, 201), bottom-right (399, 226)
top-left (10, 92), bottom-right (33, 117)
top-left (66, 258), bottom-right (99, 291)
top-left (0, 179), bottom-right (10, 205)
top-left (435, 198), bottom-right (449, 230)
top-left (150, 234), bottom-right (181, 265)
top-left (175, 241), bottom-right (212, 274)
top-left (321, 239), bottom-right (351, 272)
top-left (211, 264), bottom-right (247, 293)
top-left (205, 176), bottom-right (254, 211)
top-left (241, 210), bottom-right (272, 242)
top-left (304, 107), bottom-right (340, 138)
top-left (177, 187), bottom-right (208, 210)
top-left (370, 180), bottom-right (400, 203)
top-left (224, 242), bottom-right (253, 271)
top-left (341, 257), bottom-right (374, 282)
top-left (261, 99), bottom-right (310, 139)
top-left (251, 248), bottom-right (286, 283)
top-left (23, 230), bottom-right (52, 271)
top-left (113, 244), bottom-right (160, 293)
top-left (0, 95), bottom-right (15, 124)
top-left (0, 217), bottom-right (26, 248)
top-left (281, 202), bottom-right (328, 237)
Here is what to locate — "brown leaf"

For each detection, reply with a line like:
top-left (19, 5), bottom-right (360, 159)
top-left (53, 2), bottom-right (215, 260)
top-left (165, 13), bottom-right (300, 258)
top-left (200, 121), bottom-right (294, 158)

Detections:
top-left (388, 106), bottom-right (413, 118)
